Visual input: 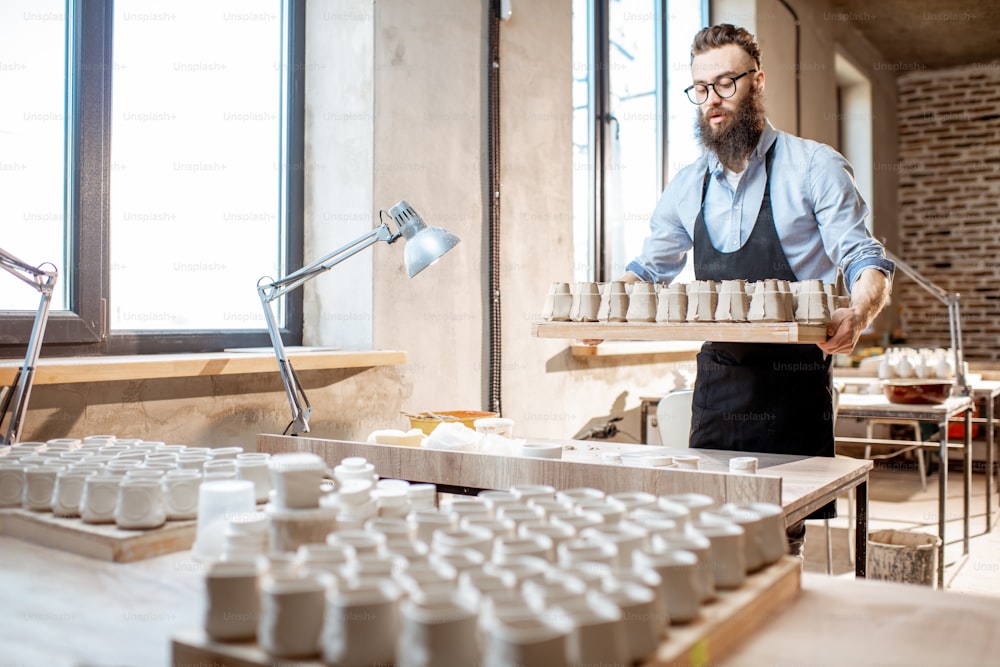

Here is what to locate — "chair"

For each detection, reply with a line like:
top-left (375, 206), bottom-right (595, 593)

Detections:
top-left (655, 390), bottom-right (694, 448)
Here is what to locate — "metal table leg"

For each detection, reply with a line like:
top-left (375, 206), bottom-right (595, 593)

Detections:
top-left (964, 408), bottom-right (972, 554)
top-left (938, 417), bottom-right (948, 589)
top-left (855, 478), bottom-right (868, 578)
top-left (988, 394), bottom-right (996, 532)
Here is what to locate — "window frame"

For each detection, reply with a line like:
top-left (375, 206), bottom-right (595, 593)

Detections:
top-left (0, 0), bottom-right (305, 357)
top-left (576, 0), bottom-right (706, 282)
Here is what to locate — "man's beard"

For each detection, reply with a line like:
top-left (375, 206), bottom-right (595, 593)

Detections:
top-left (696, 86), bottom-right (765, 172)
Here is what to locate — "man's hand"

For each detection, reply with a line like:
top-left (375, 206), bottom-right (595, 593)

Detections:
top-left (818, 307), bottom-right (865, 354)
top-left (817, 268), bottom-right (891, 355)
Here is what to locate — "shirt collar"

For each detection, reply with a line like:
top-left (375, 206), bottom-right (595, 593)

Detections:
top-left (706, 118), bottom-right (778, 175)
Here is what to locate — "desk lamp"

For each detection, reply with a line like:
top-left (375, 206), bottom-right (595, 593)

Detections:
top-left (258, 200), bottom-right (459, 435)
top-left (0, 248), bottom-right (58, 445)
top-left (883, 248), bottom-right (968, 396)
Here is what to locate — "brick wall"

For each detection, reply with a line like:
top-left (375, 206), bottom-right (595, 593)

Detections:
top-left (896, 62), bottom-right (1000, 361)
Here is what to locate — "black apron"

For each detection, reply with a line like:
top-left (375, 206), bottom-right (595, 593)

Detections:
top-left (690, 144), bottom-right (836, 519)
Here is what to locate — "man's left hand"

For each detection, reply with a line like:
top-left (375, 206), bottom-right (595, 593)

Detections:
top-left (818, 307), bottom-right (863, 355)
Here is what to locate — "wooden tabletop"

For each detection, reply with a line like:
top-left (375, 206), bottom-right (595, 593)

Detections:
top-left (257, 435), bottom-right (872, 527)
top-left (836, 393), bottom-right (975, 421)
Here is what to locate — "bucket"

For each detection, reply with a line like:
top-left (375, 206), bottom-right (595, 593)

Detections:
top-left (867, 529), bottom-right (941, 588)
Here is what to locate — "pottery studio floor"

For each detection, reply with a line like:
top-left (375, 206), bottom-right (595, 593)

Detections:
top-left (802, 458), bottom-right (1000, 596)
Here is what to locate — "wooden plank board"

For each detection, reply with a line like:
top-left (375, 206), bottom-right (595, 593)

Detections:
top-left (533, 320), bottom-right (828, 344)
top-left (0, 349), bottom-right (407, 385)
top-left (256, 436), bottom-right (782, 507)
top-left (0, 507), bottom-right (197, 562)
top-left (647, 556), bottom-right (802, 666)
top-left (169, 557), bottom-right (800, 667)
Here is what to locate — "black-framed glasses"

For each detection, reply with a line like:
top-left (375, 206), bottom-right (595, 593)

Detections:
top-left (684, 69), bottom-right (757, 105)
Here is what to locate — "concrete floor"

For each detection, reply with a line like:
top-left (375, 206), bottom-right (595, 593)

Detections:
top-left (802, 460), bottom-right (1000, 596)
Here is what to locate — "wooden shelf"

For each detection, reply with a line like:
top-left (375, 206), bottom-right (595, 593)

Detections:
top-left (0, 349), bottom-right (407, 385)
top-left (570, 340), bottom-right (702, 358)
top-left (534, 321), bottom-right (828, 344)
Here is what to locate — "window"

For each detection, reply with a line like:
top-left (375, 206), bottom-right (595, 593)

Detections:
top-left (0, 0), bottom-right (304, 355)
top-left (572, 0), bottom-right (704, 282)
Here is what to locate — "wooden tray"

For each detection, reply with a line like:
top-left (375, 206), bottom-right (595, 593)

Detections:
top-left (170, 556), bottom-right (801, 666)
top-left (0, 507), bottom-right (197, 562)
top-left (533, 321), bottom-right (829, 344)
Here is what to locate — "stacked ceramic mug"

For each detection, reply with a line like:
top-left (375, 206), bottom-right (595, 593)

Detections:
top-left (201, 464), bottom-right (789, 665)
top-left (0, 436), bottom-right (270, 532)
top-left (541, 279), bottom-right (846, 325)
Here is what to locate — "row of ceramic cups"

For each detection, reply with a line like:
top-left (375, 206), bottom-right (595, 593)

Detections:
top-left (203, 484), bottom-right (788, 663)
top-left (541, 278), bottom-right (847, 324)
top-left (0, 438), bottom-right (274, 528)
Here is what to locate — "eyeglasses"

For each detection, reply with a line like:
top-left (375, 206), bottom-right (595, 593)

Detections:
top-left (684, 70), bottom-right (757, 105)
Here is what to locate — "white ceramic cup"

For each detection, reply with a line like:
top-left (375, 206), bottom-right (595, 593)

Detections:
top-left (691, 518), bottom-right (747, 589)
top-left (204, 560), bottom-right (260, 641)
top-left (236, 457), bottom-right (272, 503)
top-left (52, 469), bottom-right (96, 517)
top-left (259, 574), bottom-right (326, 658)
top-left (269, 452), bottom-right (337, 510)
top-left (481, 608), bottom-right (571, 667)
top-left (398, 593), bottom-right (479, 667)
top-left (162, 469), bottom-right (203, 520)
top-left (81, 474), bottom-right (123, 524)
top-left (601, 581), bottom-right (664, 662)
top-left (747, 502), bottom-right (788, 565)
top-left (632, 548), bottom-right (702, 624)
top-left (729, 456), bottom-right (759, 474)
top-left (653, 532), bottom-right (715, 603)
top-left (192, 479), bottom-right (257, 561)
top-left (322, 579), bottom-right (402, 666)
top-left (116, 478), bottom-right (166, 529)
top-left (0, 463), bottom-right (32, 508)
top-left (706, 504), bottom-right (767, 572)
top-left (554, 592), bottom-right (629, 667)
top-left (24, 465), bottom-right (66, 511)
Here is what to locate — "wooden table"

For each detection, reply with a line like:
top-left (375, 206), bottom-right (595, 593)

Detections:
top-left (835, 392), bottom-right (974, 588)
top-left (2, 536), bottom-right (998, 667)
top-left (258, 435), bottom-right (873, 577)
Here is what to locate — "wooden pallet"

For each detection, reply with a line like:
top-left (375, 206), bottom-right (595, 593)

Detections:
top-left (169, 557), bottom-right (801, 666)
top-left (533, 320), bottom-right (829, 344)
top-left (0, 507), bottom-right (197, 562)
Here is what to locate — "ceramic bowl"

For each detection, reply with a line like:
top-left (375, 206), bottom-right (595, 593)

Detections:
top-left (408, 411), bottom-right (498, 435)
top-left (882, 379), bottom-right (953, 404)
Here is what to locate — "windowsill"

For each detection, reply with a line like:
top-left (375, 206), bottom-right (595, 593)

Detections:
top-left (0, 348), bottom-right (407, 386)
top-left (570, 340), bottom-right (702, 360)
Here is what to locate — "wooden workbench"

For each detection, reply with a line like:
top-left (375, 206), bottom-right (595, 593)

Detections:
top-left (257, 435), bottom-right (873, 577)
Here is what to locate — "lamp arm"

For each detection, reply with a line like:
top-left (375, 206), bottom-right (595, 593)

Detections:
top-left (260, 223), bottom-right (398, 302)
top-left (1, 247), bottom-right (58, 445)
top-left (256, 222), bottom-right (399, 435)
top-left (881, 248), bottom-right (968, 396)
top-left (883, 248), bottom-right (952, 305)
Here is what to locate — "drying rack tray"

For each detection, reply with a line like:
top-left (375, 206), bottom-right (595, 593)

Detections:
top-left (0, 507), bottom-right (197, 562)
top-left (170, 556), bottom-right (801, 666)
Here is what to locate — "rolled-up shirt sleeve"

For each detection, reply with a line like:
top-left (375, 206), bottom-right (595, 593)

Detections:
top-left (625, 168), bottom-right (699, 283)
top-left (809, 144), bottom-right (895, 292)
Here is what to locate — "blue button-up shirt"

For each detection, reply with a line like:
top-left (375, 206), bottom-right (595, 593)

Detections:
top-left (625, 120), bottom-right (894, 292)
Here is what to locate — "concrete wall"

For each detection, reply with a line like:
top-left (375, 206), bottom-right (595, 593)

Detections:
top-left (16, 0), bottom-right (906, 448)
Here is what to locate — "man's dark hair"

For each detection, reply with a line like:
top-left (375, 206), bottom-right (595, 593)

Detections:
top-left (690, 24), bottom-right (762, 69)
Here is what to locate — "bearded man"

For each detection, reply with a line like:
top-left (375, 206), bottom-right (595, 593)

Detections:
top-left (620, 24), bottom-right (894, 554)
